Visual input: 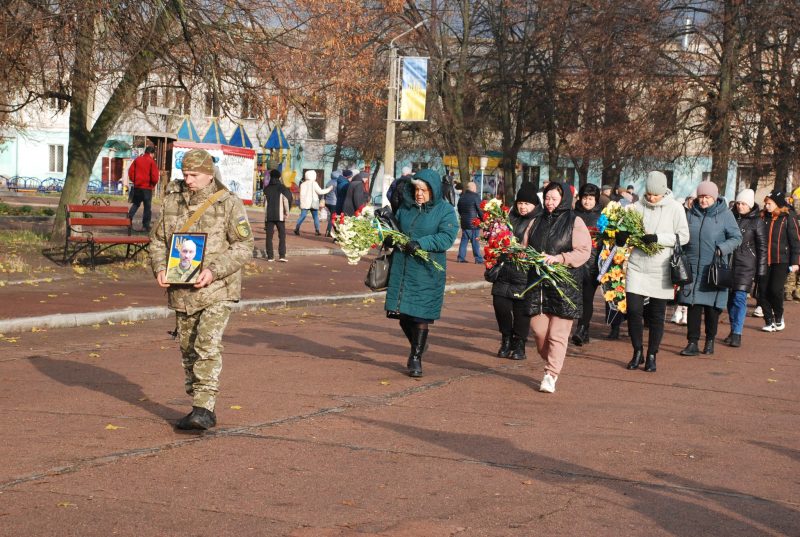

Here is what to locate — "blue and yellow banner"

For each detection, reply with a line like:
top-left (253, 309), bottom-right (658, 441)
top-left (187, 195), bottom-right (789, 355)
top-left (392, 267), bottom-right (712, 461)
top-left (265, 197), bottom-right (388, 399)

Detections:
top-left (399, 57), bottom-right (428, 122)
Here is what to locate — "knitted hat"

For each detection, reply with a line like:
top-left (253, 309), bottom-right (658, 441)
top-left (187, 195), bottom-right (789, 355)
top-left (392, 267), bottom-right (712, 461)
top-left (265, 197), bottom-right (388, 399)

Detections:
top-left (766, 190), bottom-right (788, 209)
top-left (696, 181), bottom-right (719, 199)
top-left (342, 169), bottom-right (353, 178)
top-left (269, 169), bottom-right (281, 180)
top-left (735, 188), bottom-right (755, 209)
top-left (181, 149), bottom-right (215, 175)
top-left (515, 182), bottom-right (538, 204)
top-left (645, 171), bottom-right (668, 195)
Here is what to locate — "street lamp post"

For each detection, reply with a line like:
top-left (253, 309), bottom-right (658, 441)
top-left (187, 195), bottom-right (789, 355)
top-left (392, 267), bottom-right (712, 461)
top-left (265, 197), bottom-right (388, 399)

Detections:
top-left (479, 155), bottom-right (488, 199)
top-left (382, 20), bottom-right (426, 207)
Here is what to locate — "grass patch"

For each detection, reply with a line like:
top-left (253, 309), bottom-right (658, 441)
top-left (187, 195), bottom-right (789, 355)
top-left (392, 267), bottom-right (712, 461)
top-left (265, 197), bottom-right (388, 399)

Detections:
top-left (0, 229), bottom-right (49, 248)
top-left (0, 203), bottom-right (56, 216)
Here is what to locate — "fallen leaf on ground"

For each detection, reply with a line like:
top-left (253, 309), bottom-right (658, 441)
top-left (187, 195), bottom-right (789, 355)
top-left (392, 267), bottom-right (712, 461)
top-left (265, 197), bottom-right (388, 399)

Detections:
top-left (767, 379), bottom-right (778, 383)
top-left (379, 380), bottom-right (390, 386)
top-left (57, 501), bottom-right (77, 508)
top-left (230, 405), bottom-right (242, 410)
top-left (89, 352), bottom-right (100, 358)
top-left (104, 424), bottom-right (124, 430)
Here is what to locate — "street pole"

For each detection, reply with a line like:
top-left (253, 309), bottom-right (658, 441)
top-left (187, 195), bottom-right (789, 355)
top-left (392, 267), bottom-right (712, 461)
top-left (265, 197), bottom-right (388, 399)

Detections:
top-left (382, 20), bottom-right (426, 207)
top-left (480, 169), bottom-right (484, 200)
top-left (479, 155), bottom-right (488, 200)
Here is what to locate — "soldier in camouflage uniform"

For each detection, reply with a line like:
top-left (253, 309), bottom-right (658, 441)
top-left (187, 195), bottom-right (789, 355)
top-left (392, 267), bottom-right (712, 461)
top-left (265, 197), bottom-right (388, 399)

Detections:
top-left (150, 149), bottom-right (254, 430)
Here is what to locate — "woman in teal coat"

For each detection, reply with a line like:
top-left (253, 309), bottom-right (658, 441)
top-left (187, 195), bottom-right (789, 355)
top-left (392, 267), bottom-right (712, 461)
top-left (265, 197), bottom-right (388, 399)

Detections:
top-left (677, 181), bottom-right (742, 356)
top-left (385, 169), bottom-right (459, 377)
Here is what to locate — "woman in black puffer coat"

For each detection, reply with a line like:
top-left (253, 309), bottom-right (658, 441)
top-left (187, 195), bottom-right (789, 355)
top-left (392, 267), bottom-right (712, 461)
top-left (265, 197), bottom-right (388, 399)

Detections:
top-left (571, 183), bottom-right (602, 346)
top-left (488, 183), bottom-right (540, 360)
top-left (724, 189), bottom-right (767, 347)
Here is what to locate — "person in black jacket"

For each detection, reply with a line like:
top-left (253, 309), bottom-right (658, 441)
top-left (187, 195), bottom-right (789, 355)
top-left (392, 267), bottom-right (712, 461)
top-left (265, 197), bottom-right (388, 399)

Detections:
top-left (456, 181), bottom-right (484, 263)
top-left (724, 189), bottom-right (767, 347)
top-left (263, 169), bottom-right (293, 262)
top-left (342, 172), bottom-right (370, 216)
top-left (489, 183), bottom-right (540, 360)
top-left (757, 190), bottom-right (800, 332)
top-left (572, 183), bottom-right (602, 346)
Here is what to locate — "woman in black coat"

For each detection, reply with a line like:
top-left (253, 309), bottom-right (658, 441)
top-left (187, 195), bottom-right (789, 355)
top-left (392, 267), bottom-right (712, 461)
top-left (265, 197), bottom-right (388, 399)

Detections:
top-left (489, 183), bottom-right (540, 360)
top-left (572, 183), bottom-right (602, 346)
top-left (724, 189), bottom-right (767, 347)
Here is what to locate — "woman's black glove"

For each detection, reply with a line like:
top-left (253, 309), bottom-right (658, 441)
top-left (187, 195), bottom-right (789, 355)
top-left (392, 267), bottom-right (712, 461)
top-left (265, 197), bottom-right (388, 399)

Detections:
top-left (382, 235), bottom-right (395, 248)
top-left (402, 241), bottom-right (420, 255)
top-left (614, 231), bottom-right (630, 247)
top-left (642, 234), bottom-right (658, 245)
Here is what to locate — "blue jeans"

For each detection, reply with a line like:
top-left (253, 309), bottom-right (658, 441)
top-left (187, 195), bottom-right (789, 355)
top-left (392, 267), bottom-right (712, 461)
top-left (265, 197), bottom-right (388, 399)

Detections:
top-left (458, 228), bottom-right (483, 262)
top-left (727, 289), bottom-right (748, 335)
top-left (295, 208), bottom-right (319, 232)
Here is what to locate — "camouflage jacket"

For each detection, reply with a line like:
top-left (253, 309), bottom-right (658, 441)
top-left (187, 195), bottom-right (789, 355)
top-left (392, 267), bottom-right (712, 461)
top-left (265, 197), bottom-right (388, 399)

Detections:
top-left (150, 179), bottom-right (254, 314)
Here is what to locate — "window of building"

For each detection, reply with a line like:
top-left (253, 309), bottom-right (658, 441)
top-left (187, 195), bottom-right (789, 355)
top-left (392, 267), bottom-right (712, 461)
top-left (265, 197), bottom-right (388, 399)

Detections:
top-left (241, 95), bottom-right (255, 119)
top-left (204, 92), bottom-right (219, 117)
top-left (555, 167), bottom-right (576, 186)
top-left (306, 111), bottom-right (326, 140)
top-left (48, 144), bottom-right (64, 173)
top-left (660, 170), bottom-right (675, 190)
top-left (180, 92), bottom-right (191, 115)
top-left (148, 89), bottom-right (158, 108)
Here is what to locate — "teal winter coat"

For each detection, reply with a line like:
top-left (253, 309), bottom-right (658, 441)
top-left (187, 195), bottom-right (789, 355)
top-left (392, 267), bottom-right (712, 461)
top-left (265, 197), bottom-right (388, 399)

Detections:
top-left (384, 169), bottom-right (459, 320)
top-left (678, 198), bottom-right (742, 309)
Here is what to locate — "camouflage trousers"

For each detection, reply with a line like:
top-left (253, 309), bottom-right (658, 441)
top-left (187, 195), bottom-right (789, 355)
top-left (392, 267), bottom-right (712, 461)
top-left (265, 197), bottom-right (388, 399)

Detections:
top-left (786, 270), bottom-right (800, 301)
top-left (175, 301), bottom-right (233, 412)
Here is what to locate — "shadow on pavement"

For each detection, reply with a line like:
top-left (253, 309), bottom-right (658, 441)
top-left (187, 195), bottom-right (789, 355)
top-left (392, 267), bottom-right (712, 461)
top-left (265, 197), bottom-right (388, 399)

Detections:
top-left (353, 417), bottom-right (796, 537)
top-left (29, 355), bottom-right (180, 422)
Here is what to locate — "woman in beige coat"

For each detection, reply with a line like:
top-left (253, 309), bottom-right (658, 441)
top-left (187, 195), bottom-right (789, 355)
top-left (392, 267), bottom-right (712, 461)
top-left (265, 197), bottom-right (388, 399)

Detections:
top-left (622, 171), bottom-right (689, 373)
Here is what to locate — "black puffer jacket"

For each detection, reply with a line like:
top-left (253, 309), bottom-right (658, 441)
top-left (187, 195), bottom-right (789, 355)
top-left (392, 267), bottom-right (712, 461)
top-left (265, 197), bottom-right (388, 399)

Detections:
top-left (524, 183), bottom-right (584, 319)
top-left (456, 190), bottom-right (483, 230)
top-left (731, 204), bottom-right (768, 292)
top-left (762, 207), bottom-right (800, 267)
top-left (490, 207), bottom-right (539, 299)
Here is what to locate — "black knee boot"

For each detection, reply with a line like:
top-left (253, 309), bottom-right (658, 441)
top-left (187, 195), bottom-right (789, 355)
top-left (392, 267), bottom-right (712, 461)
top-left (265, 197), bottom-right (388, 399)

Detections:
top-left (407, 326), bottom-right (428, 378)
top-left (509, 336), bottom-right (527, 360)
top-left (497, 334), bottom-right (512, 358)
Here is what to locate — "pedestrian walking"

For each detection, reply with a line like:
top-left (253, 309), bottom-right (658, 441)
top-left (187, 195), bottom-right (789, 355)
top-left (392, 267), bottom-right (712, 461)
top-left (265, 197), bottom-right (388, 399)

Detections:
top-left (523, 182), bottom-right (591, 393)
top-left (456, 181), bottom-right (484, 264)
top-left (724, 189), bottom-right (767, 347)
top-left (263, 169), bottom-right (292, 262)
top-left (490, 183), bottom-right (539, 360)
top-left (622, 171), bottom-right (689, 372)
top-left (127, 146), bottom-right (159, 231)
top-left (572, 183), bottom-right (602, 346)
top-left (342, 172), bottom-right (370, 216)
top-left (149, 148), bottom-right (254, 430)
top-left (677, 181), bottom-right (742, 356)
top-left (384, 169), bottom-right (458, 378)
top-left (323, 171), bottom-right (340, 237)
top-left (757, 190), bottom-right (800, 332)
top-left (294, 170), bottom-right (333, 236)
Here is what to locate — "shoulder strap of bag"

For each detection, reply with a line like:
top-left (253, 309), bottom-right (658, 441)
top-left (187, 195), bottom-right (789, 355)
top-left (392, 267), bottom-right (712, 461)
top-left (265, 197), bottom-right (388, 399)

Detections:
top-left (673, 233), bottom-right (682, 255)
top-left (178, 189), bottom-right (227, 233)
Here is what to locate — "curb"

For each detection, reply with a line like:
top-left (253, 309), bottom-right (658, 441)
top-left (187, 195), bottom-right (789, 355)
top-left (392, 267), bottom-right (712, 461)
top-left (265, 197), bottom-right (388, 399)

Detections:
top-left (0, 281), bottom-right (490, 334)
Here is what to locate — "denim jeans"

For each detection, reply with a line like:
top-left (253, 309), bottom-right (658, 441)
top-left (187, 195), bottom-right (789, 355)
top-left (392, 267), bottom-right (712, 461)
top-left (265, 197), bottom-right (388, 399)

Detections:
top-left (295, 208), bottom-right (320, 232)
top-left (727, 289), bottom-right (748, 335)
top-left (458, 228), bottom-right (483, 262)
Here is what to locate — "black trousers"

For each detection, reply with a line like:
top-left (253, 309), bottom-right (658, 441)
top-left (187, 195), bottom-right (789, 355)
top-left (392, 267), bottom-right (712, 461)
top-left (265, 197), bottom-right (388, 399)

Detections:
top-left (492, 295), bottom-right (531, 341)
top-left (686, 304), bottom-right (721, 342)
top-left (265, 221), bottom-right (286, 259)
top-left (578, 277), bottom-right (599, 329)
top-left (128, 188), bottom-right (153, 229)
top-left (626, 292), bottom-right (667, 354)
top-left (758, 263), bottom-right (789, 323)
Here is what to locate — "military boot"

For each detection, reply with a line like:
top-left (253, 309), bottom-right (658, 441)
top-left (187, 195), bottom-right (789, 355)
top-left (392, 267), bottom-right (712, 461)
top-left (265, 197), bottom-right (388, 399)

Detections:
top-left (407, 327), bottom-right (428, 378)
top-left (176, 406), bottom-right (217, 430)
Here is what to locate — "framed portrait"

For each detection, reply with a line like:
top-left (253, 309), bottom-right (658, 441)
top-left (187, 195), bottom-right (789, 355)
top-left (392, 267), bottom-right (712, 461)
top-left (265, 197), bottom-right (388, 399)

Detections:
top-left (165, 233), bottom-right (207, 285)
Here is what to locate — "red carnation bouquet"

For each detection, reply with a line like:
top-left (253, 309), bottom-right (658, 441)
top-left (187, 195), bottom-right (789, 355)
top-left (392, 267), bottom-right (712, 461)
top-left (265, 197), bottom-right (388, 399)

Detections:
top-left (477, 198), bottom-right (577, 299)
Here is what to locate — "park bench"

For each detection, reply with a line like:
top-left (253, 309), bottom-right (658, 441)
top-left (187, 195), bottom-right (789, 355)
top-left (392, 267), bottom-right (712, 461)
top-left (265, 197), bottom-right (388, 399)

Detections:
top-left (64, 204), bottom-right (150, 269)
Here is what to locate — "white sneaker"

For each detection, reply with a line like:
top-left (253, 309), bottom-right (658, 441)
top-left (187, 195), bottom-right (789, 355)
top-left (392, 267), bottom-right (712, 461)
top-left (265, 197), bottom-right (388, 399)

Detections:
top-left (539, 373), bottom-right (557, 393)
top-left (775, 318), bottom-right (785, 331)
top-left (762, 323), bottom-right (777, 332)
top-left (753, 306), bottom-right (764, 318)
top-left (278, 258), bottom-right (288, 263)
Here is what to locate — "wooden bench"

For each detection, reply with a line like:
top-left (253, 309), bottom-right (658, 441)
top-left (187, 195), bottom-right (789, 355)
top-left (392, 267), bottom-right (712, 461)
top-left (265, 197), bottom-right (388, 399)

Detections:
top-left (64, 204), bottom-right (150, 269)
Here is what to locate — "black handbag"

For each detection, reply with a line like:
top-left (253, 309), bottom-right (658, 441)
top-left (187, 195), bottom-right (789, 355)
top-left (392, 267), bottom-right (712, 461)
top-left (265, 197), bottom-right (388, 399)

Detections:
top-left (707, 249), bottom-right (734, 289)
top-left (365, 247), bottom-right (391, 291)
top-left (670, 234), bottom-right (693, 285)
